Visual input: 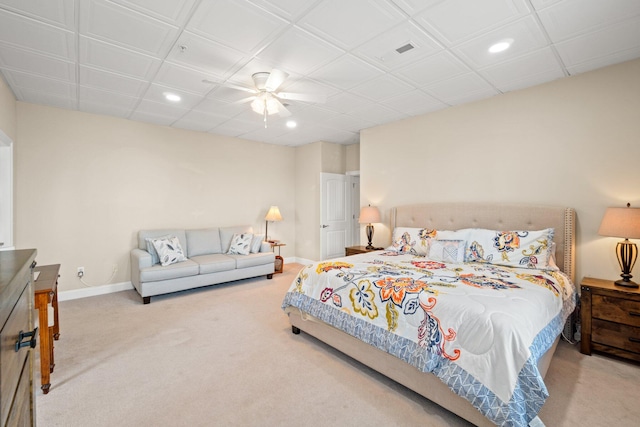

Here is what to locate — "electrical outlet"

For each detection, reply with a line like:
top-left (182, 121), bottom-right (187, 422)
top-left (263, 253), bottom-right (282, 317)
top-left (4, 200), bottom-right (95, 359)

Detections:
top-left (77, 267), bottom-right (84, 278)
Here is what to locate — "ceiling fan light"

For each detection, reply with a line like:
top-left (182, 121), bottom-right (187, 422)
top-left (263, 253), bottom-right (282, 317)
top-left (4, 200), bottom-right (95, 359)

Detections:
top-left (266, 97), bottom-right (280, 115)
top-left (251, 97), bottom-right (264, 114)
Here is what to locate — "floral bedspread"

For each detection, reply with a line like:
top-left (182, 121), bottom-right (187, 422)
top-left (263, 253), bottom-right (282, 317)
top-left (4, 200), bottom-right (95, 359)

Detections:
top-left (281, 251), bottom-right (576, 427)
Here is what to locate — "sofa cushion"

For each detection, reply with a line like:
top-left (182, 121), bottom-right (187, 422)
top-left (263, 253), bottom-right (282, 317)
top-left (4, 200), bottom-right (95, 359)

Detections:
top-left (140, 259), bottom-right (199, 282)
top-left (191, 254), bottom-right (237, 274)
top-left (220, 225), bottom-right (253, 253)
top-left (186, 228), bottom-right (221, 257)
top-left (228, 252), bottom-right (275, 269)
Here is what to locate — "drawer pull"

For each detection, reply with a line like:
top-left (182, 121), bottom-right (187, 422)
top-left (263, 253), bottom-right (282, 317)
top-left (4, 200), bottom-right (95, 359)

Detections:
top-left (630, 311), bottom-right (640, 317)
top-left (15, 328), bottom-right (38, 352)
top-left (630, 337), bottom-right (640, 344)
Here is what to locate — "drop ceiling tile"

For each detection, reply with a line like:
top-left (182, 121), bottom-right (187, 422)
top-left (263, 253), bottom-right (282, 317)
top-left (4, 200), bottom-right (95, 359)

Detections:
top-left (323, 91), bottom-right (371, 114)
top-left (536, 0), bottom-right (640, 42)
top-left (347, 103), bottom-right (408, 124)
top-left (298, 0), bottom-right (405, 50)
top-left (80, 36), bottom-right (162, 80)
top-left (0, 9), bottom-right (75, 60)
top-left (142, 83), bottom-right (205, 109)
top-left (153, 61), bottom-right (221, 95)
top-left (80, 0), bottom-right (179, 57)
top-left (19, 88), bottom-right (76, 109)
top-left (173, 110), bottom-right (230, 132)
top-left (395, 50), bottom-right (470, 87)
top-left (0, 0), bottom-right (75, 30)
top-left (256, 26), bottom-right (343, 75)
top-left (194, 96), bottom-right (249, 117)
top-left (383, 90), bottom-right (447, 116)
top-left (390, 0), bottom-right (437, 15)
top-left (452, 16), bottom-right (548, 68)
top-left (166, 31), bottom-right (248, 81)
top-left (290, 105), bottom-right (339, 123)
top-left (129, 110), bottom-right (177, 126)
top-left (554, 17), bottom-right (640, 68)
top-left (424, 72), bottom-right (499, 105)
top-left (4, 69), bottom-right (76, 98)
top-left (205, 86), bottom-right (256, 104)
top-left (79, 100), bottom-right (134, 118)
top-left (79, 85), bottom-right (139, 111)
top-left (0, 42), bottom-right (76, 81)
top-left (529, 0), bottom-right (563, 9)
top-left (80, 66), bottom-right (149, 98)
top-left (107, 0), bottom-right (198, 26)
top-left (133, 98), bottom-right (190, 121)
top-left (249, 0), bottom-right (319, 21)
top-left (323, 114), bottom-right (375, 132)
top-left (308, 54), bottom-right (383, 91)
top-left (353, 21), bottom-right (444, 70)
top-left (278, 78), bottom-right (338, 104)
top-left (414, 0), bottom-right (531, 46)
top-left (349, 74), bottom-right (415, 102)
top-left (187, 0), bottom-right (288, 54)
top-left (478, 47), bottom-right (565, 92)
top-left (566, 47), bottom-right (640, 76)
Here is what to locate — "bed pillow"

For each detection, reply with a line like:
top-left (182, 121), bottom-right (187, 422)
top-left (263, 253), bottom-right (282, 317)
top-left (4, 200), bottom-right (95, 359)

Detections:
top-left (386, 227), bottom-right (436, 255)
top-left (465, 228), bottom-right (556, 269)
top-left (227, 233), bottom-right (253, 255)
top-left (151, 236), bottom-right (187, 267)
top-left (427, 239), bottom-right (466, 263)
top-left (250, 234), bottom-right (265, 253)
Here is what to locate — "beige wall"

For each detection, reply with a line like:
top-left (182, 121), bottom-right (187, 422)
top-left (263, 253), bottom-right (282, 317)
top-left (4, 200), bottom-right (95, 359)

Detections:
top-left (345, 143), bottom-right (360, 173)
top-left (361, 58), bottom-right (640, 283)
top-left (15, 103), bottom-right (295, 292)
top-left (0, 75), bottom-right (16, 141)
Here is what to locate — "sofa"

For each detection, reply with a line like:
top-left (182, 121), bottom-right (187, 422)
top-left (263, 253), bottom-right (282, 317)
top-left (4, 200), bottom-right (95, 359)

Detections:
top-left (130, 225), bottom-right (275, 304)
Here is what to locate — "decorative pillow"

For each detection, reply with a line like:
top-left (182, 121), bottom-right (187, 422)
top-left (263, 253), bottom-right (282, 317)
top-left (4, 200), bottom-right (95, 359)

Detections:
top-left (151, 236), bottom-right (187, 267)
top-left (145, 235), bottom-right (170, 265)
top-left (465, 228), bottom-right (555, 269)
top-left (428, 239), bottom-right (466, 263)
top-left (227, 233), bottom-right (253, 255)
top-left (250, 234), bottom-right (265, 253)
top-left (386, 227), bottom-right (436, 255)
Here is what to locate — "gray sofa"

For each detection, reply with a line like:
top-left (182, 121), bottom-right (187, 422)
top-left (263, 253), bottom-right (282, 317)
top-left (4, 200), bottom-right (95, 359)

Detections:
top-left (130, 225), bottom-right (275, 304)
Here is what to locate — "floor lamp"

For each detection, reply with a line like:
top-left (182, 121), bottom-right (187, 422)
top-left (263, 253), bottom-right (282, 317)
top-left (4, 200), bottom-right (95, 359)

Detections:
top-left (265, 206), bottom-right (282, 242)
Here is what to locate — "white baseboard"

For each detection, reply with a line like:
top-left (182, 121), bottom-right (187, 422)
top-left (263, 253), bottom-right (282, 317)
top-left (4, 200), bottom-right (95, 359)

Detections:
top-left (291, 257), bottom-right (315, 265)
top-left (59, 281), bottom-right (133, 302)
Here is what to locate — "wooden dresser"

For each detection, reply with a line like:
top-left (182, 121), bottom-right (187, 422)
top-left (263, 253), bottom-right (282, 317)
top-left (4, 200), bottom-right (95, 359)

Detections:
top-left (580, 276), bottom-right (640, 363)
top-left (0, 249), bottom-right (37, 427)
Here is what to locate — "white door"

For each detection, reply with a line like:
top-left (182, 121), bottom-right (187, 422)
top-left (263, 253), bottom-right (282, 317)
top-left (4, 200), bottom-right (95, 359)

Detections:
top-left (0, 131), bottom-right (13, 250)
top-left (320, 173), bottom-right (350, 260)
top-left (348, 174), bottom-right (360, 245)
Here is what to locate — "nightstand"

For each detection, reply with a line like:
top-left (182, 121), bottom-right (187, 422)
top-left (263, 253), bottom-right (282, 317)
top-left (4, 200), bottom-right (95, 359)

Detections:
top-left (580, 277), bottom-right (640, 362)
top-left (345, 245), bottom-right (383, 256)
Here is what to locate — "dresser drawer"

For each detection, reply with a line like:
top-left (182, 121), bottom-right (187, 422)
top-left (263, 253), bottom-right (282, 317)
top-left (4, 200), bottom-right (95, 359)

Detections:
top-left (5, 356), bottom-right (31, 427)
top-left (592, 295), bottom-right (640, 327)
top-left (592, 318), bottom-right (640, 355)
top-left (1, 286), bottom-right (32, 423)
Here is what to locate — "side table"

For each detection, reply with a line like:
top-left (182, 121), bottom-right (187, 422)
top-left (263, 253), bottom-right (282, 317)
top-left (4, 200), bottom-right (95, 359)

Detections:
top-left (270, 242), bottom-right (285, 274)
top-left (345, 245), bottom-right (383, 256)
top-left (34, 264), bottom-right (61, 394)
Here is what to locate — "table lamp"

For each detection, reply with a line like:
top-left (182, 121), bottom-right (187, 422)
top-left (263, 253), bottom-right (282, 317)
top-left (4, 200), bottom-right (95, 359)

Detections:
top-left (265, 206), bottom-right (282, 242)
top-left (598, 203), bottom-right (640, 288)
top-left (359, 205), bottom-right (381, 250)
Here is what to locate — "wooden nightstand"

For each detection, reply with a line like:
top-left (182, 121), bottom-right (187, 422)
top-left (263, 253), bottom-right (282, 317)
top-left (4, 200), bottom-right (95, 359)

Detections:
top-left (580, 277), bottom-right (640, 362)
top-left (345, 245), bottom-right (383, 256)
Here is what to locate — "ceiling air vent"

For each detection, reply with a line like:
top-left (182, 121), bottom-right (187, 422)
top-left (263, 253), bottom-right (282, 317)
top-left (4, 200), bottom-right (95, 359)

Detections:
top-left (395, 43), bottom-right (415, 54)
top-left (378, 41), bottom-right (416, 63)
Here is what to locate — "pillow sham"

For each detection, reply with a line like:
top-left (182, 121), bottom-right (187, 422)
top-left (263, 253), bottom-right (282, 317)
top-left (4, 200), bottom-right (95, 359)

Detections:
top-left (228, 233), bottom-right (253, 255)
top-left (250, 234), bottom-right (265, 253)
top-left (386, 227), bottom-right (435, 255)
top-left (465, 228), bottom-right (556, 269)
top-left (151, 236), bottom-right (187, 267)
top-left (428, 239), bottom-right (466, 263)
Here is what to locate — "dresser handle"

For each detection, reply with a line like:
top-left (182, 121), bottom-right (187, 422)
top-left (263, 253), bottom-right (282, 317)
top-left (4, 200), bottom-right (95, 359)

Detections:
top-left (630, 311), bottom-right (640, 317)
top-left (15, 328), bottom-right (38, 352)
top-left (630, 337), bottom-right (640, 344)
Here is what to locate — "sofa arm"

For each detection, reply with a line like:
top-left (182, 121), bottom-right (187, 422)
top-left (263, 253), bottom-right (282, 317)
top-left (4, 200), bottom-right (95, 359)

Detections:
top-left (131, 248), bottom-right (152, 288)
top-left (259, 242), bottom-right (272, 253)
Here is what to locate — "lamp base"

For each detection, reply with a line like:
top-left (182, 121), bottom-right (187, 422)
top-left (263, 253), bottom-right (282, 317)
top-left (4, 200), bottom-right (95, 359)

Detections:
top-left (614, 278), bottom-right (639, 288)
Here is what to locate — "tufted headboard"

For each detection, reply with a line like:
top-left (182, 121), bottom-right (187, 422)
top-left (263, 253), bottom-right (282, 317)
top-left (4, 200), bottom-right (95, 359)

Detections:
top-left (391, 203), bottom-right (576, 282)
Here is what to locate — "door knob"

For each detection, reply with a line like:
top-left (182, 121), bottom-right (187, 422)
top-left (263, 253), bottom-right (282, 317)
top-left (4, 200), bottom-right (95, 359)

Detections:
top-left (320, 224), bottom-right (329, 228)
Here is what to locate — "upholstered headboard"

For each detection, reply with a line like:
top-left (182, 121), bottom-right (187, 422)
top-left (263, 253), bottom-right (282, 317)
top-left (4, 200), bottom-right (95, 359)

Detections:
top-left (391, 203), bottom-right (576, 282)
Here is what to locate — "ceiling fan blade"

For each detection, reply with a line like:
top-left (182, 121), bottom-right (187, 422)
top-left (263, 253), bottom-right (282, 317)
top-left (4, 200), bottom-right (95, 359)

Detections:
top-left (273, 98), bottom-right (291, 118)
top-left (233, 96), bottom-right (256, 104)
top-left (277, 92), bottom-right (326, 103)
top-left (265, 69), bottom-right (289, 92)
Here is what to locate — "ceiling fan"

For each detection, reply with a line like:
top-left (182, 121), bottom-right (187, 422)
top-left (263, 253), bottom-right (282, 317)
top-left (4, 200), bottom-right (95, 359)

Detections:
top-left (227, 69), bottom-right (326, 128)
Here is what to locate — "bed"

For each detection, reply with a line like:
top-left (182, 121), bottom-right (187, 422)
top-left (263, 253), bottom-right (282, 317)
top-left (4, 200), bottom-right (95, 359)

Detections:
top-left (281, 203), bottom-right (577, 427)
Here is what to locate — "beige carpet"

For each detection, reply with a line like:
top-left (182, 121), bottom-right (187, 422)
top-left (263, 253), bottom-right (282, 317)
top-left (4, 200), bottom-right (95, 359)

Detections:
top-left (35, 263), bottom-right (640, 427)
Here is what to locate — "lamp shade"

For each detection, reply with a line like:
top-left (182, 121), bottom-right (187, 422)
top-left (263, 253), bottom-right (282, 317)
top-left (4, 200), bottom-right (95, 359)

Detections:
top-left (265, 206), bottom-right (283, 222)
top-left (359, 206), bottom-right (381, 224)
top-left (598, 205), bottom-right (640, 239)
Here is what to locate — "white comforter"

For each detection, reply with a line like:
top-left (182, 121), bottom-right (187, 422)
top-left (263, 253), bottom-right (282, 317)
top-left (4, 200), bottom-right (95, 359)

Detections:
top-left (281, 251), bottom-right (576, 426)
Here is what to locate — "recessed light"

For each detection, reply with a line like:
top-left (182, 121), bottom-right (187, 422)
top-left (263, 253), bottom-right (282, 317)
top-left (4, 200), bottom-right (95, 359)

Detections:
top-left (488, 39), bottom-right (513, 53)
top-left (163, 92), bottom-right (181, 102)
top-left (286, 120), bottom-right (297, 129)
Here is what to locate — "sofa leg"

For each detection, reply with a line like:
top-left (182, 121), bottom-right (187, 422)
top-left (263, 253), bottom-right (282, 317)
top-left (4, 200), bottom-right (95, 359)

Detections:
top-left (143, 296), bottom-right (150, 304)
top-left (292, 326), bottom-right (300, 335)
top-left (267, 274), bottom-right (273, 279)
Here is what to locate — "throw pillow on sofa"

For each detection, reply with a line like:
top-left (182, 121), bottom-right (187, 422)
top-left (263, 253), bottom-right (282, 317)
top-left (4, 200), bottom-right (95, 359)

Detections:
top-left (228, 233), bottom-right (253, 255)
top-left (250, 234), bottom-right (265, 253)
top-left (145, 235), bottom-right (170, 265)
top-left (151, 236), bottom-right (187, 266)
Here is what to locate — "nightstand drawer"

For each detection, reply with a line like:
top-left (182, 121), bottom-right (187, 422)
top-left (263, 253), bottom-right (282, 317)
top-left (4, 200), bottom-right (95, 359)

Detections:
top-left (592, 295), bottom-right (640, 327)
top-left (592, 319), bottom-right (640, 354)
